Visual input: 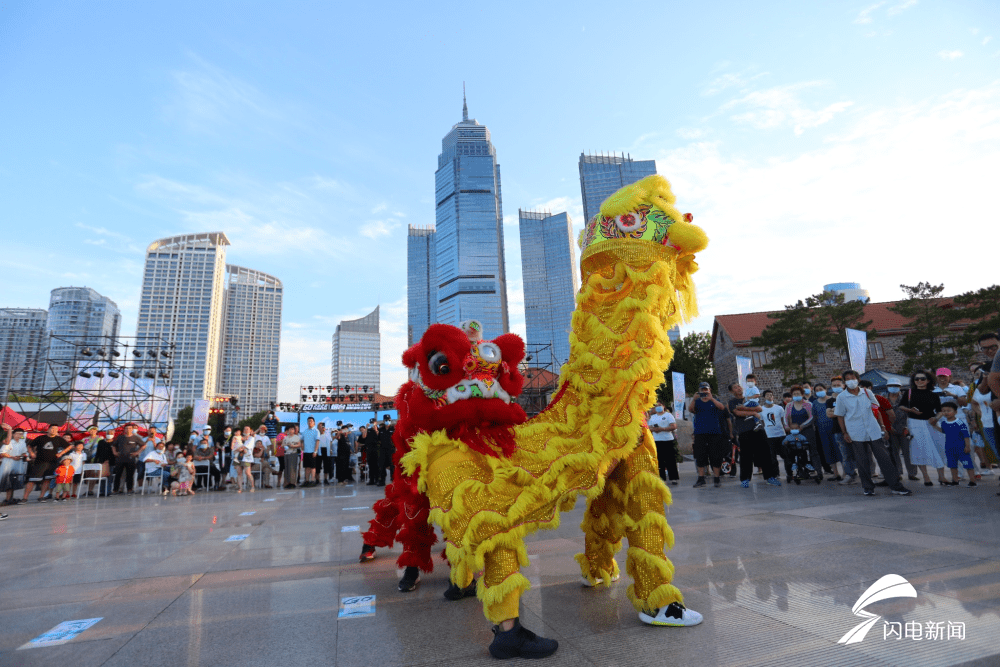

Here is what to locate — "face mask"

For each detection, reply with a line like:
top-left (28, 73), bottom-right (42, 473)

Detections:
top-left (225, 431), bottom-right (231, 437)
top-left (832, 386), bottom-right (844, 394)
top-left (747, 381), bottom-right (755, 388)
top-left (793, 396), bottom-right (803, 402)
top-left (804, 388), bottom-right (811, 395)
top-left (655, 406), bottom-right (664, 413)
top-left (764, 400), bottom-right (773, 406)
top-left (790, 429), bottom-right (800, 435)
top-left (845, 380), bottom-right (859, 389)
top-left (815, 391), bottom-right (826, 398)
top-left (888, 386), bottom-right (900, 394)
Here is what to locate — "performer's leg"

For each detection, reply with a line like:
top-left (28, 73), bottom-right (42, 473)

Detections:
top-left (575, 466), bottom-right (626, 586)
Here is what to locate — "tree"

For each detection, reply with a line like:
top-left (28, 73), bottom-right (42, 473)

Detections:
top-left (808, 290), bottom-right (876, 352)
top-left (655, 331), bottom-right (716, 405)
top-left (750, 299), bottom-right (830, 384)
top-left (952, 284), bottom-right (1000, 361)
top-left (173, 405), bottom-right (193, 445)
top-left (887, 282), bottom-right (958, 373)
top-left (236, 409), bottom-right (268, 433)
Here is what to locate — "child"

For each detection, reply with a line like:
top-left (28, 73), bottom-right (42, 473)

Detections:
top-left (932, 401), bottom-right (976, 487)
top-left (744, 374), bottom-right (764, 431)
top-left (54, 456), bottom-right (75, 502)
top-left (67, 441), bottom-right (86, 498)
top-left (781, 424), bottom-right (813, 480)
top-left (175, 454), bottom-right (196, 496)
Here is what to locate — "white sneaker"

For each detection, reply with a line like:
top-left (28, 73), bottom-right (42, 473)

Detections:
top-left (639, 602), bottom-right (704, 627)
top-left (839, 475), bottom-right (855, 485)
top-left (581, 573), bottom-right (620, 587)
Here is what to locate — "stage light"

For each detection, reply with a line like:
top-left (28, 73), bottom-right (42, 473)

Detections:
top-left (160, 350), bottom-right (171, 358)
top-left (111, 349), bottom-right (121, 358)
top-left (301, 394), bottom-right (307, 402)
top-left (326, 386), bottom-right (332, 392)
top-left (159, 371), bottom-right (170, 379)
top-left (308, 385), bottom-right (314, 392)
top-left (147, 350), bottom-right (158, 358)
top-left (229, 396), bottom-right (238, 406)
top-left (81, 347), bottom-right (93, 356)
top-left (363, 385), bottom-right (369, 392)
top-left (78, 371), bottom-right (92, 378)
top-left (344, 385), bottom-right (351, 392)
top-left (108, 371), bottom-right (119, 378)
top-left (144, 371), bottom-right (155, 379)
top-left (97, 348), bottom-right (106, 357)
top-left (93, 371), bottom-right (104, 378)
top-left (132, 349), bottom-right (142, 358)
top-left (130, 371), bottom-right (139, 378)
top-left (525, 354), bottom-right (533, 362)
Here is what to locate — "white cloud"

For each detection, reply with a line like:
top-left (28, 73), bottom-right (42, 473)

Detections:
top-left (702, 70), bottom-right (767, 96)
top-left (853, 2), bottom-right (884, 24)
top-left (938, 50), bottom-right (964, 60)
top-left (984, 36), bottom-right (993, 46)
top-left (677, 127), bottom-right (708, 140)
top-left (886, 0), bottom-right (918, 16)
top-left (721, 82), bottom-right (854, 135)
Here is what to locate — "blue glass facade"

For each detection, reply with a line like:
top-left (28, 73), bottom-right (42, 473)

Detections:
top-left (407, 225), bottom-right (437, 346)
top-left (518, 211), bottom-right (578, 368)
top-left (45, 287), bottom-right (121, 390)
top-left (433, 106), bottom-right (509, 339)
top-left (578, 153), bottom-right (658, 224)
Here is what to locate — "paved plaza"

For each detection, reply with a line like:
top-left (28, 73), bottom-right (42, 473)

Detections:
top-left (2, 462), bottom-right (999, 667)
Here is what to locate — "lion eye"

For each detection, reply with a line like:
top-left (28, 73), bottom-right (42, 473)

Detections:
top-left (477, 342), bottom-right (501, 362)
top-left (428, 351), bottom-right (451, 376)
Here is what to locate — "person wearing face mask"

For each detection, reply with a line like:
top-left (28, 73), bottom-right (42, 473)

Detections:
top-left (970, 364), bottom-right (998, 470)
top-left (834, 370), bottom-right (911, 496)
top-left (885, 380), bottom-right (920, 482)
top-left (784, 385), bottom-right (822, 481)
top-left (0, 425), bottom-right (30, 505)
top-left (648, 401), bottom-right (679, 484)
top-left (219, 426), bottom-right (234, 489)
top-left (760, 390), bottom-right (791, 480)
top-left (826, 377), bottom-right (857, 484)
top-left (811, 383), bottom-right (839, 479)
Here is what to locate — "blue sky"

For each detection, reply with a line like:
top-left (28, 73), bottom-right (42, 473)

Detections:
top-left (2, 0), bottom-right (998, 401)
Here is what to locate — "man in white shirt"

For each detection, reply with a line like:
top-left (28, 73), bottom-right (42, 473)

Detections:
top-left (648, 402), bottom-right (679, 484)
top-left (760, 390), bottom-right (790, 479)
top-left (834, 370), bottom-right (911, 497)
top-left (316, 422), bottom-right (334, 485)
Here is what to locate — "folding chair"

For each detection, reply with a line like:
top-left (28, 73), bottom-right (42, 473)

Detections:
top-left (141, 470), bottom-right (163, 495)
top-left (77, 464), bottom-right (108, 499)
top-left (194, 462), bottom-right (210, 490)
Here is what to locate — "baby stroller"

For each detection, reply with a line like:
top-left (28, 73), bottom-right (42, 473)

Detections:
top-left (783, 437), bottom-right (821, 485)
top-left (720, 436), bottom-right (739, 476)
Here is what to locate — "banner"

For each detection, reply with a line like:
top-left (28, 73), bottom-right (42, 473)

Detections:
top-left (192, 399), bottom-right (210, 432)
top-left (846, 328), bottom-right (868, 374)
top-left (735, 356), bottom-right (753, 392)
top-left (671, 371), bottom-right (686, 419)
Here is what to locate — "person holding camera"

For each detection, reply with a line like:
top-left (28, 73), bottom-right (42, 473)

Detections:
top-left (688, 382), bottom-right (728, 488)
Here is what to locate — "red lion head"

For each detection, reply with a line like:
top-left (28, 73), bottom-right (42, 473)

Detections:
top-left (395, 323), bottom-right (527, 458)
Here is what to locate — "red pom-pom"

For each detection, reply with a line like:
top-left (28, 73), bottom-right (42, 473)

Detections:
top-left (683, 213), bottom-right (694, 222)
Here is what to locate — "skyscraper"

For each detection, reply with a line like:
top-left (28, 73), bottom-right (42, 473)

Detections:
top-left (218, 265), bottom-right (283, 415)
top-left (136, 232), bottom-right (230, 417)
top-left (578, 152), bottom-right (658, 224)
top-left (0, 308), bottom-right (48, 399)
top-left (407, 225), bottom-right (437, 346)
top-left (433, 93), bottom-right (509, 339)
top-left (332, 306), bottom-right (380, 393)
top-left (518, 210), bottom-right (579, 368)
top-left (44, 287), bottom-right (121, 390)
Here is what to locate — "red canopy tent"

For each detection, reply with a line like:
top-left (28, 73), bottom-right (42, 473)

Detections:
top-left (0, 405), bottom-right (47, 434)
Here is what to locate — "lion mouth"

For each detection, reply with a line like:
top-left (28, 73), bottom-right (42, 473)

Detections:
top-left (409, 367), bottom-right (513, 404)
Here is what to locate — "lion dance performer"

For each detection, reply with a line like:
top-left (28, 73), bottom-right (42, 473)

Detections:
top-left (371, 175), bottom-right (708, 658)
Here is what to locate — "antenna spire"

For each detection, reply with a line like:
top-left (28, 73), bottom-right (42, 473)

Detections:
top-left (462, 82), bottom-right (468, 122)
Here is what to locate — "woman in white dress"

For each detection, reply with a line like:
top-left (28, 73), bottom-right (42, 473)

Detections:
top-left (897, 370), bottom-right (946, 486)
top-left (231, 434), bottom-right (255, 493)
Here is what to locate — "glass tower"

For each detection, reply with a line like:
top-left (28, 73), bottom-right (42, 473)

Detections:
top-left (136, 232), bottom-right (230, 417)
top-left (44, 287), bottom-right (121, 390)
top-left (218, 265), bottom-right (283, 415)
top-left (434, 95), bottom-right (509, 339)
top-left (0, 308), bottom-right (49, 398)
top-left (518, 210), bottom-right (578, 368)
top-left (407, 225), bottom-right (437, 346)
top-left (578, 152), bottom-right (658, 224)
top-left (332, 306), bottom-right (380, 393)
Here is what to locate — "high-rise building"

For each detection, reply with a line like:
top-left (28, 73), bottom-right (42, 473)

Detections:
top-left (407, 225), bottom-right (437, 346)
top-left (518, 210), bottom-right (579, 368)
top-left (433, 93), bottom-right (509, 339)
top-left (44, 287), bottom-right (121, 390)
top-left (136, 232), bottom-right (230, 417)
top-left (332, 306), bottom-right (380, 393)
top-left (0, 308), bottom-right (49, 399)
top-left (579, 152), bottom-right (658, 224)
top-left (218, 265), bottom-right (283, 416)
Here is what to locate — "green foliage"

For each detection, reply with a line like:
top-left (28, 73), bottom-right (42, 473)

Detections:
top-left (887, 282), bottom-right (958, 373)
top-left (807, 290), bottom-right (876, 350)
top-left (952, 284), bottom-right (1000, 362)
top-left (750, 299), bottom-right (829, 384)
top-left (7, 391), bottom-right (69, 403)
top-left (656, 331), bottom-right (717, 405)
top-left (172, 405), bottom-right (193, 445)
top-left (236, 409), bottom-right (268, 433)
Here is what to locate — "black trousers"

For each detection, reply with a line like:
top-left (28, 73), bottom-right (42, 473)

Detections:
top-left (365, 445), bottom-right (379, 482)
top-left (739, 429), bottom-right (776, 481)
top-left (378, 447), bottom-right (395, 483)
top-left (850, 438), bottom-right (902, 493)
top-left (113, 459), bottom-right (136, 492)
top-left (654, 438), bottom-right (679, 481)
top-left (317, 449), bottom-right (333, 481)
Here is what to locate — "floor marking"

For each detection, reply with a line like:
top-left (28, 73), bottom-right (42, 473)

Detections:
top-left (19, 618), bottom-right (103, 649)
top-left (239, 511), bottom-right (256, 516)
top-left (342, 506), bottom-right (368, 510)
top-left (338, 595), bottom-right (376, 619)
top-left (263, 498), bottom-right (276, 502)
top-left (225, 534), bottom-right (249, 542)
top-left (341, 525), bottom-right (360, 532)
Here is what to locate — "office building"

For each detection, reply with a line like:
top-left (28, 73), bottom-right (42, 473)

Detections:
top-left (136, 232), bottom-right (230, 417)
top-left (44, 287), bottom-right (121, 390)
top-left (433, 94), bottom-right (509, 339)
top-left (0, 308), bottom-right (49, 399)
top-left (579, 152), bottom-right (658, 224)
top-left (518, 210), bottom-right (578, 368)
top-left (407, 225), bottom-right (437, 346)
top-left (332, 306), bottom-right (380, 393)
top-left (218, 265), bottom-right (283, 415)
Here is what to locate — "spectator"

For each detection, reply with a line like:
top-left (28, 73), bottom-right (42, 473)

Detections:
top-left (361, 424), bottom-right (380, 485)
top-left (827, 377), bottom-right (857, 485)
top-left (885, 380), bottom-right (920, 481)
top-left (23, 424), bottom-right (67, 503)
top-left (782, 392), bottom-right (793, 408)
top-left (232, 432), bottom-right (254, 493)
top-left (971, 364), bottom-right (997, 468)
top-left (111, 424), bottom-right (144, 495)
top-left (930, 402), bottom-right (976, 487)
top-left (85, 427), bottom-right (113, 497)
top-left (336, 424), bottom-right (353, 484)
top-left (301, 417), bottom-right (320, 486)
top-left (687, 381), bottom-right (727, 488)
top-left (834, 370), bottom-right (910, 496)
top-left (143, 442), bottom-right (168, 491)
top-left (282, 426), bottom-right (302, 489)
top-left (760, 390), bottom-right (789, 479)
top-left (67, 441), bottom-right (85, 498)
top-left (781, 423), bottom-right (812, 479)
top-left (812, 383), bottom-right (839, 478)
top-left (932, 368), bottom-right (969, 479)
top-left (263, 410), bottom-right (279, 440)
top-left (899, 370), bottom-right (946, 486)
top-left (137, 427), bottom-right (158, 485)
top-left (378, 416), bottom-right (395, 485)
top-left (742, 374), bottom-right (764, 431)
top-left (785, 386), bottom-right (823, 481)
top-left (648, 401), bottom-right (679, 484)
top-left (253, 425), bottom-right (275, 489)
top-left (53, 456), bottom-right (74, 502)
top-left (219, 425), bottom-right (234, 488)
top-left (192, 437), bottom-right (218, 490)
top-left (0, 425), bottom-right (30, 505)
top-left (979, 333), bottom-right (1000, 496)
top-left (729, 382), bottom-right (779, 488)
top-left (859, 380), bottom-right (896, 484)
top-left (170, 454), bottom-right (196, 496)
top-left (316, 422), bottom-right (333, 485)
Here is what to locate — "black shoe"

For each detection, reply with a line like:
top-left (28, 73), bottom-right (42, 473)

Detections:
top-left (875, 480), bottom-right (889, 487)
top-left (0, 513), bottom-right (7, 520)
top-left (398, 566), bottom-right (420, 592)
top-left (376, 481), bottom-right (385, 487)
top-left (713, 477), bottom-right (721, 488)
top-left (863, 490), bottom-right (875, 496)
top-left (692, 477), bottom-right (706, 488)
top-left (892, 488), bottom-right (913, 495)
top-left (444, 580), bottom-right (477, 600)
top-left (359, 545), bottom-right (376, 563)
top-left (489, 619), bottom-right (558, 660)
top-left (908, 475), bottom-right (920, 481)
top-left (366, 481), bottom-right (376, 486)
top-left (37, 498), bottom-right (47, 503)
